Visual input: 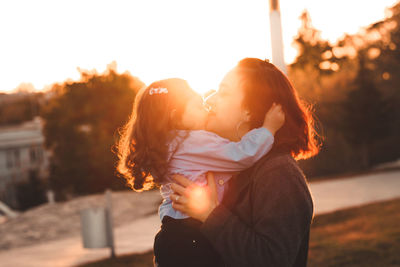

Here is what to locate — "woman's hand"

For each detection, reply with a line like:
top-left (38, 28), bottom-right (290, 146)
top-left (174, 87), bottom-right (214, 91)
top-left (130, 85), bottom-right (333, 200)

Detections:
top-left (170, 172), bottom-right (219, 222)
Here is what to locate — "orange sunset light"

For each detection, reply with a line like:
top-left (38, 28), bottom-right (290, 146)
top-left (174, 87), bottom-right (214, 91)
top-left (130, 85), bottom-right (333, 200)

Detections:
top-left (0, 0), bottom-right (398, 94)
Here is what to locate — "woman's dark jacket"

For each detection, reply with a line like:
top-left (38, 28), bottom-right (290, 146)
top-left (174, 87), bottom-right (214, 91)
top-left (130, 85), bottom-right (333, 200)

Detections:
top-left (200, 152), bottom-right (314, 267)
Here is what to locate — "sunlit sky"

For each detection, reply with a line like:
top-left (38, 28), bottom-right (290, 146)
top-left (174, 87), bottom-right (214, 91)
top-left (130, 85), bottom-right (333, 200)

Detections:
top-left (0, 0), bottom-right (398, 94)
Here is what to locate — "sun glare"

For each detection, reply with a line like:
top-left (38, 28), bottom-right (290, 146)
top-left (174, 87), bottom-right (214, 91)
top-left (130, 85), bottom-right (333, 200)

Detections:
top-left (189, 186), bottom-right (208, 212)
top-left (0, 0), bottom-right (398, 93)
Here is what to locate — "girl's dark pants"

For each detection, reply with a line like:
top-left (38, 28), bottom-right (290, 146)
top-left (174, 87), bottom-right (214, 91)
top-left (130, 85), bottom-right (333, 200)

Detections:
top-left (153, 215), bottom-right (225, 267)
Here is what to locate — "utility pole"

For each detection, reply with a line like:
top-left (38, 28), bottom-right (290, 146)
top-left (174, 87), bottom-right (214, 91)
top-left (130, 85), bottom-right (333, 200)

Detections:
top-left (269, 0), bottom-right (287, 74)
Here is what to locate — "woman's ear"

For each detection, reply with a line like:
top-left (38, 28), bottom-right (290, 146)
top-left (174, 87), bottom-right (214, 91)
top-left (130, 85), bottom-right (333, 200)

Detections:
top-left (243, 110), bottom-right (251, 122)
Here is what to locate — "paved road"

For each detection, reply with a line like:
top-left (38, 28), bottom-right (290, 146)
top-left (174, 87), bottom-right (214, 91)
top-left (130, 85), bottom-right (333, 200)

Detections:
top-left (310, 170), bottom-right (400, 214)
top-left (0, 215), bottom-right (161, 267)
top-left (0, 169), bottom-right (399, 267)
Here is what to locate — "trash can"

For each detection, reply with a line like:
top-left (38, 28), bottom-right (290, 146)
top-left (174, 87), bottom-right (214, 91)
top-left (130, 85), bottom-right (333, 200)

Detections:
top-left (80, 207), bottom-right (109, 248)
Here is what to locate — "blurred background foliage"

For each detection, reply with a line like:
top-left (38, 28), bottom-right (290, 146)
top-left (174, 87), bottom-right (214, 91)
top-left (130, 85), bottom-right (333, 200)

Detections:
top-left (290, 5), bottom-right (400, 177)
top-left (0, 3), bottom-right (399, 199)
top-left (40, 66), bottom-right (144, 200)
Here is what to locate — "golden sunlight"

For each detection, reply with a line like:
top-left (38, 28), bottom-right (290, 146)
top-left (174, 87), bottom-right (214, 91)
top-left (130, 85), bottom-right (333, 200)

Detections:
top-left (0, 0), bottom-right (398, 94)
top-left (189, 186), bottom-right (208, 212)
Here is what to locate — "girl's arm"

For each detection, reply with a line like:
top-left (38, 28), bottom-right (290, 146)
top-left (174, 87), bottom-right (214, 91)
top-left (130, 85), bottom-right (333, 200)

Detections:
top-left (170, 103), bottom-right (284, 173)
top-left (170, 127), bottom-right (274, 172)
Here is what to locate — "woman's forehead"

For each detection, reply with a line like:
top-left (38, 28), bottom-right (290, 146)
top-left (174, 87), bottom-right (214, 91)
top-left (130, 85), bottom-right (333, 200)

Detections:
top-left (219, 74), bottom-right (242, 94)
top-left (222, 67), bottom-right (240, 83)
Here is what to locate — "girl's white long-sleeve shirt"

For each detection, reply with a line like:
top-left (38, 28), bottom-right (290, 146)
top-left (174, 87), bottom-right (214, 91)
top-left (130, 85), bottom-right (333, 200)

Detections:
top-left (158, 127), bottom-right (274, 221)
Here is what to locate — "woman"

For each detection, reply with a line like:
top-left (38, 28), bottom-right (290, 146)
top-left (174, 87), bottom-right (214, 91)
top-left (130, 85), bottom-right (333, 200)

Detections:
top-left (115, 77), bottom-right (283, 267)
top-left (169, 58), bottom-right (320, 267)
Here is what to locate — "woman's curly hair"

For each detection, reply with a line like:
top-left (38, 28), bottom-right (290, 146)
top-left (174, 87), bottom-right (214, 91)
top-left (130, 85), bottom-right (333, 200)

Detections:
top-left (115, 78), bottom-right (197, 191)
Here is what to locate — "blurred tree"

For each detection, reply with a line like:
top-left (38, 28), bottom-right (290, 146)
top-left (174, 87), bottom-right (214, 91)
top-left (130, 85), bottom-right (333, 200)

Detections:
top-left (290, 10), bottom-right (349, 103)
top-left (290, 11), bottom-right (360, 177)
top-left (0, 93), bottom-right (43, 125)
top-left (290, 6), bottom-right (400, 178)
top-left (362, 2), bottom-right (400, 165)
top-left (341, 51), bottom-right (394, 168)
top-left (41, 64), bottom-right (144, 200)
top-left (291, 10), bottom-right (334, 75)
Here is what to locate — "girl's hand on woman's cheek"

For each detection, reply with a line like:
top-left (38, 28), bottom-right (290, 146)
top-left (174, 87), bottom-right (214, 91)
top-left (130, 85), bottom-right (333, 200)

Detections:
top-left (263, 103), bottom-right (285, 135)
top-left (170, 172), bottom-right (219, 222)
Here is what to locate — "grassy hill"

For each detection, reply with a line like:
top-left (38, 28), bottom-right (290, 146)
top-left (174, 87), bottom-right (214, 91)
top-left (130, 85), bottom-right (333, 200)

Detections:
top-left (80, 197), bottom-right (400, 267)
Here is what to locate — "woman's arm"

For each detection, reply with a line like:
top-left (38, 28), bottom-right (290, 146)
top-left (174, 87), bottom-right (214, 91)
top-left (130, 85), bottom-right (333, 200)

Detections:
top-left (171, 165), bottom-right (313, 267)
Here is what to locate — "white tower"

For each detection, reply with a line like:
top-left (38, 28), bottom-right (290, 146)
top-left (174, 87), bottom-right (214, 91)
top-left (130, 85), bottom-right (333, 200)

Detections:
top-left (269, 0), bottom-right (287, 74)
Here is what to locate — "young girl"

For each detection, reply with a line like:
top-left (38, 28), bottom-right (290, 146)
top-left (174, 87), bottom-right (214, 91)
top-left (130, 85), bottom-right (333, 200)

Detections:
top-left (116, 78), bottom-right (285, 267)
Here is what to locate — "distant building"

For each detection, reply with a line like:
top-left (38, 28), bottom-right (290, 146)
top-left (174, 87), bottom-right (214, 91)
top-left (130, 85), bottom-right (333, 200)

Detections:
top-left (0, 116), bottom-right (50, 209)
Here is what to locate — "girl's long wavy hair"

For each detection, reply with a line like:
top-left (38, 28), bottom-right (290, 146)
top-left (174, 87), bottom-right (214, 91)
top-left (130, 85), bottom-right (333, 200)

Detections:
top-left (237, 58), bottom-right (322, 160)
top-left (115, 78), bottom-right (196, 191)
